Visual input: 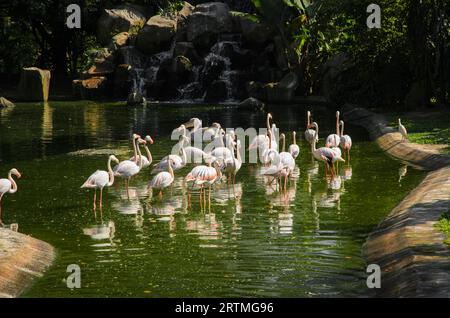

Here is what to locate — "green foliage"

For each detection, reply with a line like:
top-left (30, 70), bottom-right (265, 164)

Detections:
top-left (435, 211), bottom-right (450, 245)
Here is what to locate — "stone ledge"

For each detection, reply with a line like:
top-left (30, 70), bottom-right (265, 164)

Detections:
top-left (343, 105), bottom-right (450, 297)
top-left (0, 228), bottom-right (55, 298)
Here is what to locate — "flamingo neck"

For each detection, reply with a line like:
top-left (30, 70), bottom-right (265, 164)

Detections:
top-left (336, 113), bottom-right (340, 135)
top-left (236, 144), bottom-right (242, 164)
top-left (107, 156), bottom-right (115, 186)
top-left (8, 171), bottom-right (18, 193)
top-left (293, 132), bottom-right (297, 145)
top-left (281, 134), bottom-right (285, 152)
top-left (341, 122), bottom-right (345, 136)
top-left (307, 112), bottom-right (310, 129)
top-left (180, 145), bottom-right (186, 166)
top-left (144, 144), bottom-right (152, 165)
top-left (136, 141), bottom-right (143, 169)
top-left (312, 125), bottom-right (318, 152)
top-left (266, 114), bottom-right (270, 131)
top-left (132, 137), bottom-right (138, 164)
top-left (168, 160), bottom-right (174, 178)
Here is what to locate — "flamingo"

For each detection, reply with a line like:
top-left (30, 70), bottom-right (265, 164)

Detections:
top-left (339, 120), bottom-right (352, 161)
top-left (130, 135), bottom-right (154, 168)
top-left (304, 111), bottom-right (318, 145)
top-left (177, 125), bottom-right (210, 163)
top-left (326, 111), bottom-right (341, 148)
top-left (225, 139), bottom-right (242, 185)
top-left (151, 135), bottom-right (187, 173)
top-left (311, 122), bottom-right (345, 177)
top-left (81, 155), bottom-right (119, 209)
top-left (0, 168), bottom-right (21, 226)
top-left (261, 149), bottom-right (289, 192)
top-left (203, 122), bottom-right (222, 141)
top-left (185, 158), bottom-right (222, 205)
top-left (149, 158), bottom-right (175, 198)
top-left (288, 131), bottom-right (300, 159)
top-left (114, 134), bottom-right (145, 197)
top-left (398, 118), bottom-right (408, 141)
top-left (210, 131), bottom-right (235, 166)
top-left (249, 113), bottom-right (276, 162)
top-left (183, 117), bottom-right (203, 140)
top-left (279, 133), bottom-right (296, 176)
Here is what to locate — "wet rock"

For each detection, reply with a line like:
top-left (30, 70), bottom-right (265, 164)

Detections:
top-left (135, 15), bottom-right (177, 55)
top-left (176, 2), bottom-right (195, 42)
top-left (264, 72), bottom-right (298, 103)
top-left (320, 53), bottom-right (350, 101)
top-left (18, 67), bottom-right (51, 102)
top-left (246, 81), bottom-right (266, 100)
top-left (112, 32), bottom-right (129, 48)
top-left (235, 14), bottom-right (272, 45)
top-left (238, 97), bottom-right (265, 110)
top-left (187, 2), bottom-right (232, 48)
top-left (204, 80), bottom-right (228, 102)
top-left (174, 42), bottom-right (201, 64)
top-left (72, 77), bottom-right (108, 99)
top-left (0, 97), bottom-right (14, 108)
top-left (114, 64), bottom-right (132, 98)
top-left (171, 56), bottom-right (193, 81)
top-left (201, 54), bottom-right (227, 85)
top-left (127, 91), bottom-right (146, 106)
top-left (97, 4), bottom-right (147, 46)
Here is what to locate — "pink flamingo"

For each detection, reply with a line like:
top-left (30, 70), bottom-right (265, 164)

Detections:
top-left (0, 168), bottom-right (21, 226)
top-left (149, 158), bottom-right (175, 199)
top-left (339, 120), bottom-right (352, 161)
top-left (130, 135), bottom-right (154, 168)
top-left (81, 155), bottom-right (119, 209)
top-left (326, 111), bottom-right (341, 148)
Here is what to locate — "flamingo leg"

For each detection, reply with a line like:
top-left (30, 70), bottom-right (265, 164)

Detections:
top-left (348, 149), bottom-right (350, 164)
top-left (93, 189), bottom-right (97, 210)
top-left (99, 188), bottom-right (103, 209)
top-left (126, 179), bottom-right (130, 199)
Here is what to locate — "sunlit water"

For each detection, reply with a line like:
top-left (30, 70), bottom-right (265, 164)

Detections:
top-left (0, 101), bottom-right (424, 297)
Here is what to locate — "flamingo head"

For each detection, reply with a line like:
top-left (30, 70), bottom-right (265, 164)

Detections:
top-left (145, 135), bottom-right (154, 145)
top-left (137, 138), bottom-right (146, 145)
top-left (336, 111), bottom-right (340, 117)
top-left (110, 155), bottom-right (120, 164)
top-left (211, 122), bottom-right (221, 129)
top-left (337, 156), bottom-right (345, 163)
top-left (183, 117), bottom-right (201, 129)
top-left (10, 168), bottom-right (21, 178)
top-left (132, 133), bottom-right (141, 140)
top-left (398, 118), bottom-right (402, 124)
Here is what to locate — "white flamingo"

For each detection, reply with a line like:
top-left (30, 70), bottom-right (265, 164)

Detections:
top-left (279, 133), bottom-right (296, 176)
top-left (114, 134), bottom-right (145, 197)
top-left (225, 139), bottom-right (242, 185)
top-left (339, 120), bottom-right (352, 161)
top-left (81, 155), bottom-right (119, 209)
top-left (183, 117), bottom-right (203, 140)
top-left (177, 125), bottom-right (210, 163)
top-left (288, 131), bottom-right (300, 159)
top-left (304, 111), bottom-right (318, 145)
top-left (326, 111), bottom-right (341, 148)
top-left (261, 149), bottom-right (289, 192)
top-left (152, 136), bottom-right (187, 173)
top-left (398, 118), bottom-right (408, 141)
top-left (311, 122), bottom-right (345, 177)
top-left (203, 122), bottom-right (222, 141)
top-left (130, 135), bottom-right (154, 168)
top-left (149, 158), bottom-right (175, 199)
top-left (0, 168), bottom-right (21, 226)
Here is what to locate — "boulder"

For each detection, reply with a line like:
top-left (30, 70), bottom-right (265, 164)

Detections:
top-left (0, 97), bottom-right (15, 108)
top-left (72, 77), bottom-right (108, 99)
top-left (114, 64), bottom-right (132, 98)
top-left (127, 92), bottom-right (146, 106)
top-left (171, 56), bottom-right (192, 76)
top-left (246, 81), bottom-right (266, 100)
top-left (97, 5), bottom-right (147, 46)
top-left (236, 15), bottom-right (272, 45)
top-left (112, 32), bottom-right (129, 48)
top-left (204, 80), bottom-right (228, 102)
top-left (187, 2), bottom-right (232, 48)
top-left (135, 15), bottom-right (177, 55)
top-left (320, 53), bottom-right (350, 101)
top-left (264, 72), bottom-right (298, 103)
top-left (176, 2), bottom-right (195, 42)
top-left (238, 97), bottom-right (265, 111)
top-left (174, 42), bottom-right (201, 64)
top-left (178, 1), bottom-right (195, 21)
top-left (18, 67), bottom-right (51, 102)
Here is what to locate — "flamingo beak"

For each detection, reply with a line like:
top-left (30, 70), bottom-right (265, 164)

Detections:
top-left (182, 119), bottom-right (194, 128)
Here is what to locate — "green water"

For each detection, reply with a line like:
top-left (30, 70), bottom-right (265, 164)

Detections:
top-left (0, 101), bottom-right (424, 297)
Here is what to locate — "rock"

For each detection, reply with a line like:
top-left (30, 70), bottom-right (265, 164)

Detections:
top-left (127, 92), bottom-right (146, 106)
top-left (238, 97), bottom-right (265, 110)
top-left (171, 55), bottom-right (192, 76)
top-left (187, 2), bottom-right (232, 48)
top-left (135, 15), bottom-right (177, 55)
top-left (174, 42), bottom-right (201, 64)
top-left (273, 36), bottom-right (288, 71)
top-left (0, 97), bottom-right (14, 108)
top-left (201, 54), bottom-right (227, 85)
top-left (204, 80), bottom-right (228, 102)
top-left (178, 1), bottom-right (195, 20)
top-left (264, 72), bottom-right (298, 103)
top-left (18, 67), bottom-right (51, 102)
top-left (72, 77), bottom-right (108, 99)
top-left (112, 32), bottom-right (129, 48)
top-left (114, 64), bottom-right (132, 98)
top-left (97, 5), bottom-right (147, 46)
top-left (235, 14), bottom-right (272, 45)
top-left (246, 81), bottom-right (266, 100)
top-left (320, 53), bottom-right (350, 101)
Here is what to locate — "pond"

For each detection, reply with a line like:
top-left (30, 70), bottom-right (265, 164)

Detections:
top-left (0, 101), bottom-right (425, 297)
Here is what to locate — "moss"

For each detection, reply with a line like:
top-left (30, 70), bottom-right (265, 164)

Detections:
top-left (435, 211), bottom-right (450, 245)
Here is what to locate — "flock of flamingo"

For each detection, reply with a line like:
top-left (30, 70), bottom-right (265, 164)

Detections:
top-left (0, 110), bottom-right (409, 225)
